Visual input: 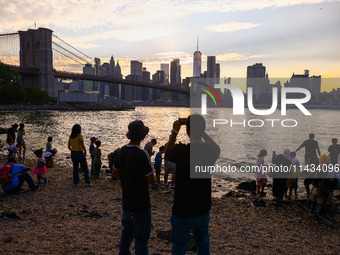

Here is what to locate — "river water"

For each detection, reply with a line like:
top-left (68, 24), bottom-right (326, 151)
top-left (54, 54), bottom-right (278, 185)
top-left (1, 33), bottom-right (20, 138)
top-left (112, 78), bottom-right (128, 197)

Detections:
top-left (0, 107), bottom-right (339, 179)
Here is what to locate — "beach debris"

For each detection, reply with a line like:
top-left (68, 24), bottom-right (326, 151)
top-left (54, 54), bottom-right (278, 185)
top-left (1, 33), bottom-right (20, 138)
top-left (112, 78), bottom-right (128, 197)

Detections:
top-left (236, 181), bottom-right (256, 192)
top-left (251, 199), bottom-right (267, 207)
top-left (84, 211), bottom-right (102, 219)
top-left (3, 237), bottom-right (13, 243)
top-left (82, 204), bottom-right (89, 209)
top-left (156, 230), bottom-right (196, 251)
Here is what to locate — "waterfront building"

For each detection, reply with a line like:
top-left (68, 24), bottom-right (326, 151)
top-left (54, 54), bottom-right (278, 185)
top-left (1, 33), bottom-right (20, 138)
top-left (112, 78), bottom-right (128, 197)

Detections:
top-left (193, 38), bottom-right (202, 77)
top-left (246, 63), bottom-right (267, 102)
top-left (161, 63), bottom-right (169, 83)
top-left (83, 63), bottom-right (94, 91)
top-left (207, 56), bottom-right (216, 78)
top-left (216, 63), bottom-right (220, 79)
top-left (170, 59), bottom-right (181, 86)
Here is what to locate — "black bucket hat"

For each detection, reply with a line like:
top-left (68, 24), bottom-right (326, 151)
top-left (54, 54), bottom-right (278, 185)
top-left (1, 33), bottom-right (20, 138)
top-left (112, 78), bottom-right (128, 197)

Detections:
top-left (126, 120), bottom-right (149, 141)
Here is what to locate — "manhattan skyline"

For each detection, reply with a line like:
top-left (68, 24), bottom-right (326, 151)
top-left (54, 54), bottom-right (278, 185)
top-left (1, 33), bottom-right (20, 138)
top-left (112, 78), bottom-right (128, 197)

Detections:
top-left (0, 0), bottom-right (340, 80)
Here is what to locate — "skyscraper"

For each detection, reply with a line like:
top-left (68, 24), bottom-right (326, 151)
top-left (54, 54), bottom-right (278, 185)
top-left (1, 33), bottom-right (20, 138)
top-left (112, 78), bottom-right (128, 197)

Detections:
top-left (215, 63), bottom-right (220, 79)
top-left (193, 38), bottom-right (202, 77)
top-left (114, 60), bottom-right (122, 78)
top-left (94, 58), bottom-right (101, 91)
top-left (110, 55), bottom-right (115, 72)
top-left (83, 63), bottom-right (94, 91)
top-left (170, 59), bottom-right (181, 86)
top-left (246, 63), bottom-right (267, 101)
top-left (207, 56), bottom-right (216, 78)
top-left (131, 60), bottom-right (143, 77)
top-left (161, 63), bottom-right (169, 83)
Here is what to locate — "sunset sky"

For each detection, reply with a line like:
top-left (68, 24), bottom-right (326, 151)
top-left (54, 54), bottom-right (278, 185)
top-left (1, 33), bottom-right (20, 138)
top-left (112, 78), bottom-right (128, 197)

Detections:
top-left (0, 0), bottom-right (340, 80)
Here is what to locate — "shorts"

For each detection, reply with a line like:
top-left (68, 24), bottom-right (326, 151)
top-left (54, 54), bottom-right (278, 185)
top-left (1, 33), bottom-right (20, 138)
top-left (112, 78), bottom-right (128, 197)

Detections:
top-left (164, 160), bottom-right (176, 176)
top-left (256, 178), bottom-right (267, 186)
top-left (154, 165), bottom-right (161, 176)
top-left (17, 137), bottom-right (25, 144)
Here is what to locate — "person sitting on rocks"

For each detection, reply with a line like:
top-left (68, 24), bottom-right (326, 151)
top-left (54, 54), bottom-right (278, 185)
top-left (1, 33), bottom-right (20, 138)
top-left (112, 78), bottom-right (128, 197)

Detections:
top-left (1, 157), bottom-right (38, 194)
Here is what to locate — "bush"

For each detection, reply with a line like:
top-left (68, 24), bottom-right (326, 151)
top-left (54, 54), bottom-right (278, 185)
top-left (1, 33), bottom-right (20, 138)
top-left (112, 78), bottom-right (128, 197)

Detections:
top-left (0, 63), bottom-right (51, 105)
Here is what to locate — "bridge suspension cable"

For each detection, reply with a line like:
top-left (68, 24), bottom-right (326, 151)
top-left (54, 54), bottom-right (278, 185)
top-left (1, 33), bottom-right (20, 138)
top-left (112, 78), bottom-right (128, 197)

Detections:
top-left (52, 34), bottom-right (94, 61)
top-left (51, 33), bottom-right (94, 72)
top-left (52, 47), bottom-right (86, 65)
top-left (52, 41), bottom-right (90, 64)
top-left (0, 33), bottom-right (19, 65)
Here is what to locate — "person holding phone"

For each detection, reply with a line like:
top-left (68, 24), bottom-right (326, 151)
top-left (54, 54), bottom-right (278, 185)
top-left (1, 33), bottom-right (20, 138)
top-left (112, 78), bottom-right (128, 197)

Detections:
top-left (165, 115), bottom-right (220, 254)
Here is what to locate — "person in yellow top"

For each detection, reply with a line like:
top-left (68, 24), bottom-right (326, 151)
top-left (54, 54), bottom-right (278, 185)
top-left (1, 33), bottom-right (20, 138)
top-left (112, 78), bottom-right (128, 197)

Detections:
top-left (68, 124), bottom-right (91, 187)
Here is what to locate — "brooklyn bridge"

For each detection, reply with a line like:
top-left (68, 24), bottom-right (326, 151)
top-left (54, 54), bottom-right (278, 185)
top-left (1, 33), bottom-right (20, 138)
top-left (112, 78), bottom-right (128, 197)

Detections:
top-left (0, 27), bottom-right (189, 103)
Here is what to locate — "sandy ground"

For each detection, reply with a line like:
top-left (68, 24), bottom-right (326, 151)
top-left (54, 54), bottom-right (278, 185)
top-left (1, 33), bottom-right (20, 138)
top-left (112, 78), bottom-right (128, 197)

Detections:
top-left (0, 155), bottom-right (340, 255)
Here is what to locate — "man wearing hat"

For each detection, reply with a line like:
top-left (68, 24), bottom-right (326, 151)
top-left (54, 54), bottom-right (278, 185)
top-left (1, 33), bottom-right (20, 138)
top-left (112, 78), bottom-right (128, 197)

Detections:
top-left (113, 120), bottom-right (156, 255)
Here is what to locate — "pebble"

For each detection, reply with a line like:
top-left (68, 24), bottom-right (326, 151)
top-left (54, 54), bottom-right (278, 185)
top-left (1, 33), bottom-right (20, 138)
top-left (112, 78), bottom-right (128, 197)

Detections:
top-left (4, 237), bottom-right (13, 243)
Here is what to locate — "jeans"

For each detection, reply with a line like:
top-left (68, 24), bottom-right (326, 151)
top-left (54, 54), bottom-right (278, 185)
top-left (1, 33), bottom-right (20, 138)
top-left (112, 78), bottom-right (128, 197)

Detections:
top-left (90, 158), bottom-right (94, 176)
top-left (272, 178), bottom-right (287, 200)
top-left (171, 212), bottom-right (210, 255)
top-left (119, 207), bottom-right (151, 255)
top-left (5, 172), bottom-right (36, 194)
top-left (94, 164), bottom-right (101, 178)
top-left (71, 151), bottom-right (90, 184)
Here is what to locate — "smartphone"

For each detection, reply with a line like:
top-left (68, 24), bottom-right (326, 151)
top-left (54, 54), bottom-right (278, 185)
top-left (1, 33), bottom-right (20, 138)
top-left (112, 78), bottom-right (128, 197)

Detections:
top-left (179, 118), bottom-right (187, 125)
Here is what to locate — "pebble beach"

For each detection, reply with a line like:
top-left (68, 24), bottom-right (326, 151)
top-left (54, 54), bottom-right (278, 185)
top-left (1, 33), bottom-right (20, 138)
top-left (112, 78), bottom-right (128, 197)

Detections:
top-left (0, 155), bottom-right (339, 254)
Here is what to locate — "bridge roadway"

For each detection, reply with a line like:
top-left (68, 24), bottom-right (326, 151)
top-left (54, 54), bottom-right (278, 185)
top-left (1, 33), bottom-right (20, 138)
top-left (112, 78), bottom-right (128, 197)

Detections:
top-left (55, 71), bottom-right (189, 94)
top-left (9, 65), bottom-right (189, 94)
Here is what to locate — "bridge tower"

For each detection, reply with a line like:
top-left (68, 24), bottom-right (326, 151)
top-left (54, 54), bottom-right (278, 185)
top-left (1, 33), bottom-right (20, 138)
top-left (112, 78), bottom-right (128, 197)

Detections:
top-left (18, 28), bottom-right (55, 97)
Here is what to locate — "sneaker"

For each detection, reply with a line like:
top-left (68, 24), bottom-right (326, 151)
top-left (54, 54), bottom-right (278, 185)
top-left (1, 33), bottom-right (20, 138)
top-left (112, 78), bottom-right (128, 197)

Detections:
top-left (4, 212), bottom-right (20, 221)
top-left (85, 183), bottom-right (93, 187)
top-left (44, 178), bottom-right (49, 184)
top-left (170, 186), bottom-right (175, 191)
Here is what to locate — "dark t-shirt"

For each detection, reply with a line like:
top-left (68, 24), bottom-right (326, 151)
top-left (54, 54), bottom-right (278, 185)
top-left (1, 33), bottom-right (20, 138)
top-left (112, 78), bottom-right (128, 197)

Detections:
top-left (6, 127), bottom-right (16, 144)
top-left (166, 142), bottom-right (220, 218)
top-left (302, 139), bottom-right (319, 157)
top-left (114, 145), bottom-right (154, 211)
top-left (328, 144), bottom-right (340, 164)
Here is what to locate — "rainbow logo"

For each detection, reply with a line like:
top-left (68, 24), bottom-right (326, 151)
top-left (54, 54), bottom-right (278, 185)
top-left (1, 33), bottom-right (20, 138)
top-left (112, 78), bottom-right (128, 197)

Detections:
top-left (198, 82), bottom-right (223, 106)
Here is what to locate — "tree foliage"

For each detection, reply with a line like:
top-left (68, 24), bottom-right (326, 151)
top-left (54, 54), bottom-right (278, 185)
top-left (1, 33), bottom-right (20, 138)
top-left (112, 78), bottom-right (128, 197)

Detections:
top-left (0, 63), bottom-right (50, 104)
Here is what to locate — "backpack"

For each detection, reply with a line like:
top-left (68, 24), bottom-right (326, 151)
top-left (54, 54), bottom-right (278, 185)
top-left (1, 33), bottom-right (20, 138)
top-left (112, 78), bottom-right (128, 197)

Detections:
top-left (0, 164), bottom-right (15, 185)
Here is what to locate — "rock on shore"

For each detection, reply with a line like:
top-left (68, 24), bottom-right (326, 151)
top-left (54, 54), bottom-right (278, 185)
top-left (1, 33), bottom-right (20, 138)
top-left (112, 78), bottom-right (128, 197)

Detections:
top-left (0, 155), bottom-right (339, 254)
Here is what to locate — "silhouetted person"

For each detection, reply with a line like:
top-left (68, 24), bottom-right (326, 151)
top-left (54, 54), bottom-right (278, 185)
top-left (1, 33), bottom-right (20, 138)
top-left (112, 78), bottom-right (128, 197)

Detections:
top-left (113, 120), bottom-right (156, 255)
top-left (295, 133), bottom-right (321, 165)
top-left (6, 123), bottom-right (18, 145)
top-left (144, 138), bottom-right (157, 158)
top-left (272, 149), bottom-right (291, 201)
top-left (328, 138), bottom-right (340, 165)
top-left (166, 115), bottom-right (220, 254)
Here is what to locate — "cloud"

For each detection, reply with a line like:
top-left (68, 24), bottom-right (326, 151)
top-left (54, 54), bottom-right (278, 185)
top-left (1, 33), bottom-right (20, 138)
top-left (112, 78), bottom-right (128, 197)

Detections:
top-left (215, 53), bottom-right (264, 61)
top-left (0, 0), bottom-right (338, 44)
top-left (204, 21), bottom-right (261, 33)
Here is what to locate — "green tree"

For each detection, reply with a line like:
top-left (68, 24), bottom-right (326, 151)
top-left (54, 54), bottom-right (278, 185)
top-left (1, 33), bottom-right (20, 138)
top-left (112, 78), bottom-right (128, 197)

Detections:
top-left (0, 63), bottom-right (51, 105)
top-left (0, 62), bottom-right (21, 89)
